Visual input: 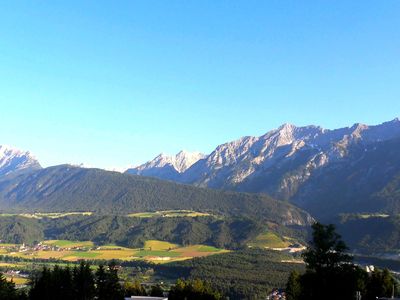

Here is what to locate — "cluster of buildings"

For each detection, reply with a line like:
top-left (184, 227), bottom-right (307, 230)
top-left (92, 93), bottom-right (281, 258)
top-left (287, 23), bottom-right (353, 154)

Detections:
top-left (267, 289), bottom-right (286, 300)
top-left (9, 242), bottom-right (90, 254)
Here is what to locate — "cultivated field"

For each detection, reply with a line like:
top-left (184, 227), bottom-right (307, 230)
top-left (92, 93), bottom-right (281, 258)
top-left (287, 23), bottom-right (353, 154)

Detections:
top-left (6, 276), bottom-right (28, 285)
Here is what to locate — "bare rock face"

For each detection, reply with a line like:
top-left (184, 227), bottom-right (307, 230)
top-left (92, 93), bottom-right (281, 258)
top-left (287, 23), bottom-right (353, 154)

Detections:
top-left (0, 145), bottom-right (41, 177)
top-left (127, 118), bottom-right (400, 218)
top-left (126, 150), bottom-right (205, 180)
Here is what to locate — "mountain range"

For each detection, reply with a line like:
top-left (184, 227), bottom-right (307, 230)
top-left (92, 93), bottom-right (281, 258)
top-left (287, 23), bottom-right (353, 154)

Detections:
top-left (3, 118), bottom-right (400, 220)
top-left (1, 118), bottom-right (400, 253)
top-left (127, 118), bottom-right (400, 219)
top-left (127, 150), bottom-right (205, 181)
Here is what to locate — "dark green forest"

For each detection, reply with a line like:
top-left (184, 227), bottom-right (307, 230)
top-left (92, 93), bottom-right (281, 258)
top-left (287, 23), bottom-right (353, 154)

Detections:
top-left (157, 249), bottom-right (304, 300)
top-left (0, 165), bottom-right (311, 226)
top-left (0, 215), bottom-right (266, 249)
top-left (336, 213), bottom-right (400, 254)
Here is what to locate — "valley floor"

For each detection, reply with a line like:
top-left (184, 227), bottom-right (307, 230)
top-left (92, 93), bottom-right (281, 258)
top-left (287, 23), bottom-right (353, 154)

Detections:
top-left (0, 239), bottom-right (226, 263)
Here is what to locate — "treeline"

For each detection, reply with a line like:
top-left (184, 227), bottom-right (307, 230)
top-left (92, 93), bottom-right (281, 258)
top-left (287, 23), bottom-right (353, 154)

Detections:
top-left (286, 223), bottom-right (398, 300)
top-left (0, 262), bottom-right (223, 300)
top-left (0, 215), bottom-right (265, 249)
top-left (28, 262), bottom-right (124, 300)
top-left (0, 273), bottom-right (26, 300)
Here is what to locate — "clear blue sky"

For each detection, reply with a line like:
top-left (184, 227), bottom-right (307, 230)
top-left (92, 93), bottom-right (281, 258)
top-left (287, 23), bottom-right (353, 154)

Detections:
top-left (1, 1), bottom-right (399, 169)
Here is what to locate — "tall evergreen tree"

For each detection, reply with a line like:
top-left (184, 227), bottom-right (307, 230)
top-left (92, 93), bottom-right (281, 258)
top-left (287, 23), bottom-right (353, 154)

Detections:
top-left (95, 265), bottom-right (108, 300)
top-left (29, 267), bottom-right (52, 300)
top-left (302, 223), bottom-right (351, 273)
top-left (124, 280), bottom-right (147, 297)
top-left (298, 223), bottom-right (366, 300)
top-left (73, 262), bottom-right (95, 300)
top-left (95, 263), bottom-right (123, 300)
top-left (150, 284), bottom-right (164, 297)
top-left (50, 265), bottom-right (73, 300)
top-left (366, 268), bottom-right (396, 300)
top-left (0, 273), bottom-right (20, 300)
top-left (285, 270), bottom-right (301, 300)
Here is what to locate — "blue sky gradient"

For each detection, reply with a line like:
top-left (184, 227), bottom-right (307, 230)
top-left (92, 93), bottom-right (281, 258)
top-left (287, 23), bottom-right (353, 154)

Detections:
top-left (1, 1), bottom-right (399, 168)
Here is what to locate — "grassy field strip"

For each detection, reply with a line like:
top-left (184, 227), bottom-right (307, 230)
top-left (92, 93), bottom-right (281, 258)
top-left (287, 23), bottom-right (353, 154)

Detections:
top-left (0, 212), bottom-right (92, 219)
top-left (5, 276), bottom-right (28, 285)
top-left (357, 213), bottom-right (390, 219)
top-left (144, 240), bottom-right (179, 250)
top-left (127, 210), bottom-right (212, 218)
top-left (42, 240), bottom-right (94, 248)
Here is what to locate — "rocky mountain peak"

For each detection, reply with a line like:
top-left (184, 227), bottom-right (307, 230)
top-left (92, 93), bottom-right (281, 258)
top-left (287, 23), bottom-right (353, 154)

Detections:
top-left (0, 145), bottom-right (41, 176)
top-left (128, 150), bottom-right (205, 175)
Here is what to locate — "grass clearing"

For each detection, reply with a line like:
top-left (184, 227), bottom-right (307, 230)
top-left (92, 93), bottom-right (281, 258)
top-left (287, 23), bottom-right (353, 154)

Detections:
top-left (32, 250), bottom-right (73, 260)
top-left (134, 250), bottom-right (182, 257)
top-left (248, 232), bottom-right (291, 249)
top-left (6, 276), bottom-right (28, 285)
top-left (144, 240), bottom-right (178, 251)
top-left (0, 262), bottom-right (20, 267)
top-left (195, 245), bottom-right (222, 252)
top-left (0, 243), bottom-right (19, 247)
top-left (43, 240), bottom-right (94, 248)
top-left (68, 251), bottom-right (100, 258)
top-left (95, 249), bottom-right (136, 260)
top-left (358, 213), bottom-right (390, 219)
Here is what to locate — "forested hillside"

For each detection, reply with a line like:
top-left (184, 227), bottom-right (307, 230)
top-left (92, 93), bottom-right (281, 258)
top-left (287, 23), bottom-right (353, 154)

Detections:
top-left (0, 215), bottom-right (287, 249)
top-left (0, 165), bottom-right (312, 226)
top-left (336, 214), bottom-right (400, 254)
top-left (157, 249), bottom-right (304, 300)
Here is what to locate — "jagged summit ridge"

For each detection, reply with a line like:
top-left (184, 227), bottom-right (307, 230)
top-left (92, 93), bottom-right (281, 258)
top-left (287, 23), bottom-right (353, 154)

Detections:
top-left (127, 150), bottom-right (205, 177)
top-left (126, 119), bottom-right (400, 211)
top-left (0, 145), bottom-right (41, 176)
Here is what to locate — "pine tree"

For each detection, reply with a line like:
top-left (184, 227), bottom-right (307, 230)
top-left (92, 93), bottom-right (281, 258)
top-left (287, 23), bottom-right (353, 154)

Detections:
top-left (0, 272), bottom-right (19, 300)
top-left (150, 284), bottom-right (164, 297)
top-left (29, 267), bottom-right (52, 300)
top-left (73, 262), bottom-right (95, 300)
top-left (302, 223), bottom-right (351, 273)
top-left (366, 268), bottom-right (397, 300)
top-left (95, 265), bottom-right (108, 300)
top-left (286, 271), bottom-right (301, 300)
top-left (294, 222), bottom-right (368, 300)
top-left (95, 263), bottom-right (123, 300)
top-left (124, 280), bottom-right (147, 297)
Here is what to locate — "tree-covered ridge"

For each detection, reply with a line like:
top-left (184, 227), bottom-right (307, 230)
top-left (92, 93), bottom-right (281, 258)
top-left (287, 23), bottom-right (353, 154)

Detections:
top-left (0, 215), bottom-right (268, 249)
top-left (336, 213), bottom-right (400, 254)
top-left (0, 165), bottom-right (312, 226)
